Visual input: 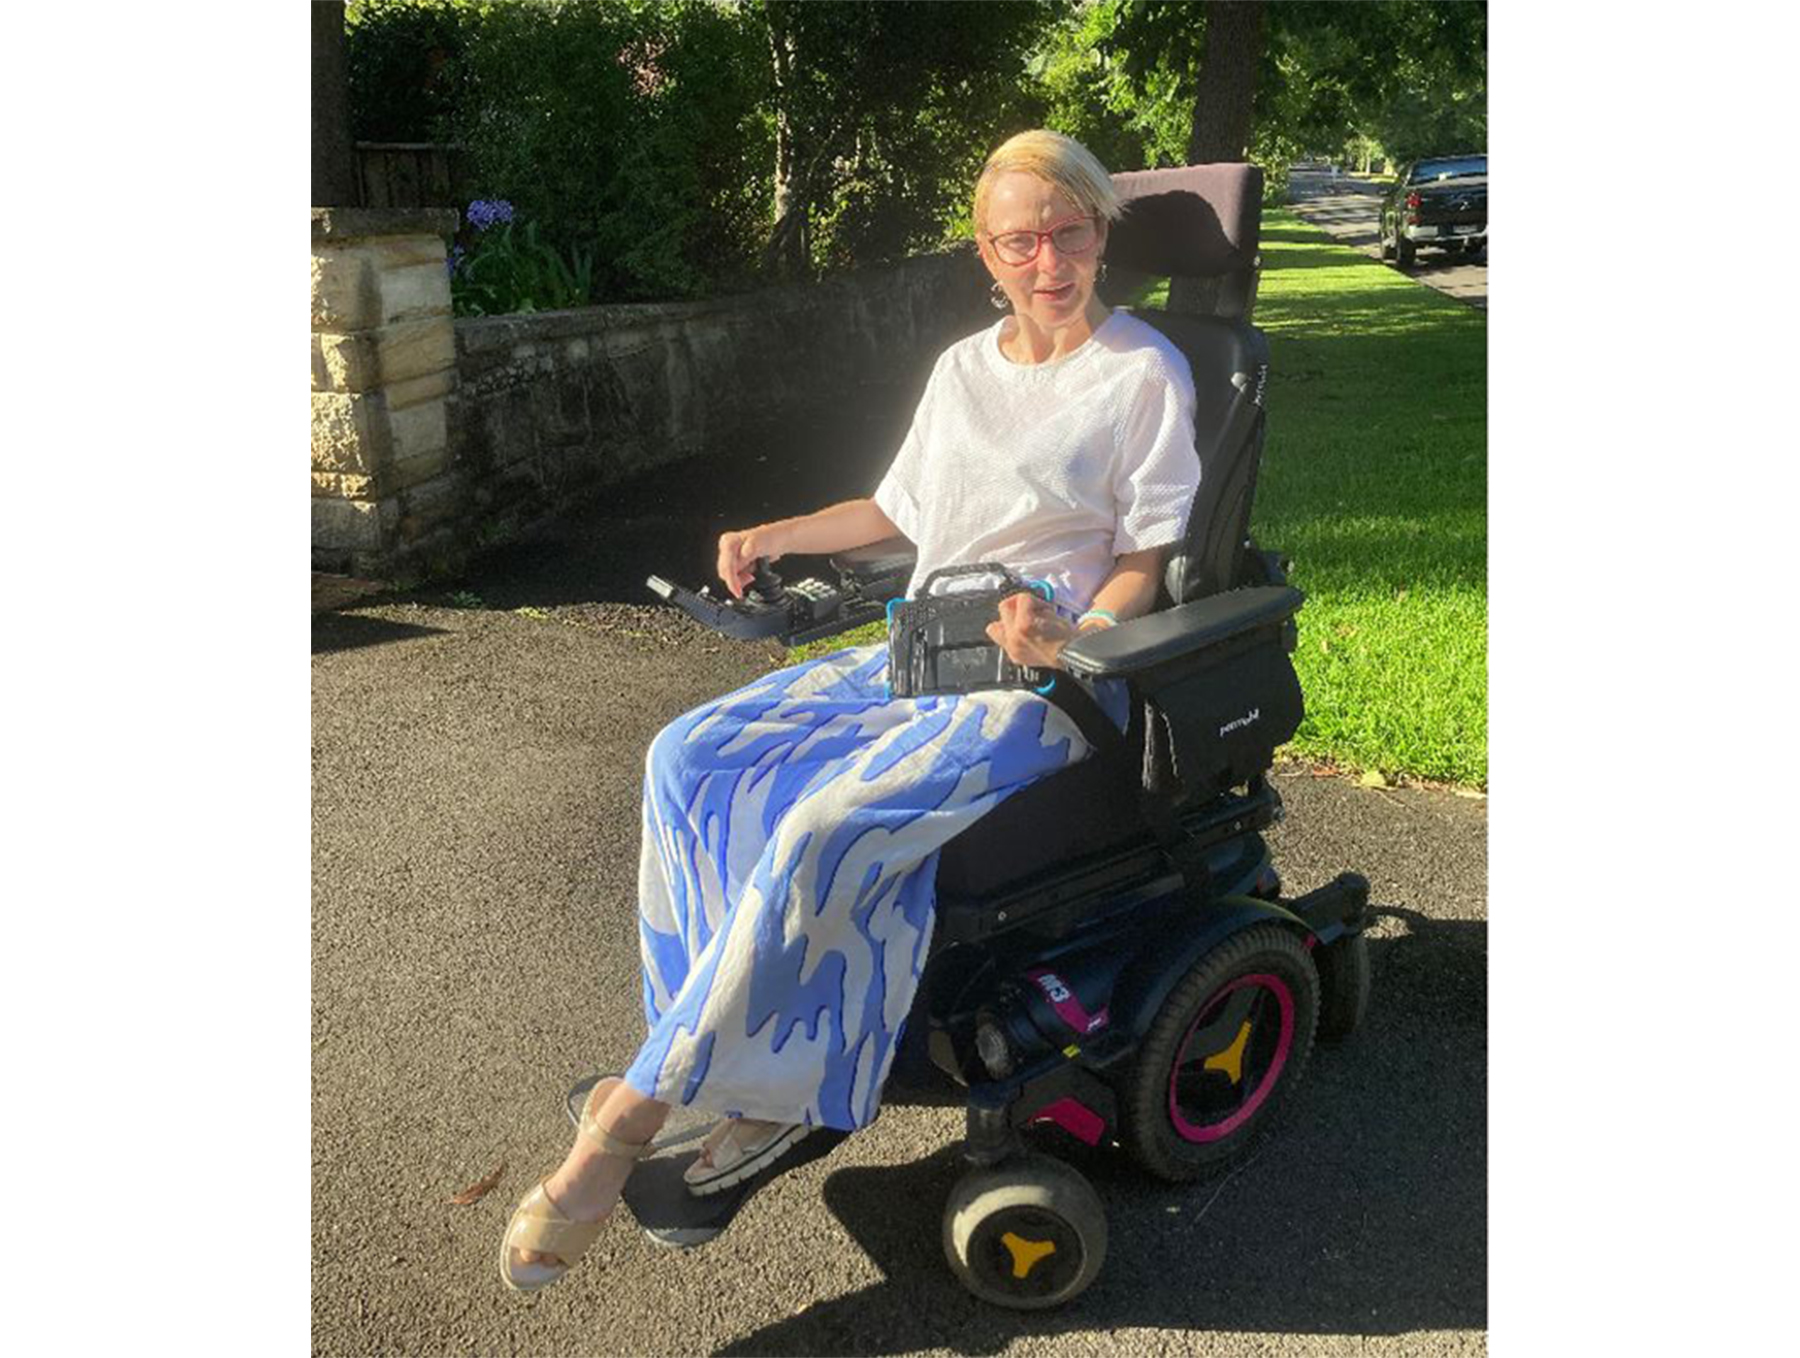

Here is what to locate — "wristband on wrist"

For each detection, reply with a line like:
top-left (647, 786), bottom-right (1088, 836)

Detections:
top-left (1076, 608), bottom-right (1118, 630)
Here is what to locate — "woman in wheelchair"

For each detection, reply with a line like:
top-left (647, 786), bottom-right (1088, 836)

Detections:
top-left (502, 129), bottom-right (1204, 1292)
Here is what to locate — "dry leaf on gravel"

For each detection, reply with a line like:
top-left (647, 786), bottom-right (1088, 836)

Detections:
top-left (449, 1163), bottom-right (505, 1206)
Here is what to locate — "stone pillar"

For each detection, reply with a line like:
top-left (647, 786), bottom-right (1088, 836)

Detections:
top-left (311, 206), bottom-right (466, 576)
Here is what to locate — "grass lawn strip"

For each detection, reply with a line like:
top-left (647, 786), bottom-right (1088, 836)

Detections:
top-left (1254, 207), bottom-right (1485, 787)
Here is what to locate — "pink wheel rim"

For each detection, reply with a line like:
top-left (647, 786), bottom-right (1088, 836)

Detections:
top-left (1166, 972), bottom-right (1295, 1144)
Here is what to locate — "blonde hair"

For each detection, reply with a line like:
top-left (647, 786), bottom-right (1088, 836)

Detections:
top-left (973, 129), bottom-right (1122, 233)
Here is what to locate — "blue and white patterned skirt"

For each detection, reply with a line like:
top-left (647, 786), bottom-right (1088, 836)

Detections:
top-left (622, 642), bottom-right (1127, 1132)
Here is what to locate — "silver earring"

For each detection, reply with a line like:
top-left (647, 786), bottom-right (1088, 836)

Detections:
top-left (1097, 259), bottom-right (1108, 284)
top-left (989, 281), bottom-right (1010, 311)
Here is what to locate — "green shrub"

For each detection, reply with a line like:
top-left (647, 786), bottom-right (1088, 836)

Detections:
top-left (348, 0), bottom-right (770, 303)
top-left (345, 0), bottom-right (1048, 297)
top-left (449, 201), bottom-right (596, 316)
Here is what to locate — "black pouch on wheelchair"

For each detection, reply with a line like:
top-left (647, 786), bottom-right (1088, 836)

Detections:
top-left (885, 564), bottom-right (1058, 700)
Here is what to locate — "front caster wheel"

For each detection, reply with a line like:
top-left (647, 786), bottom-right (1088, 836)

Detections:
top-left (942, 1154), bottom-right (1107, 1309)
top-left (1314, 930), bottom-right (1372, 1042)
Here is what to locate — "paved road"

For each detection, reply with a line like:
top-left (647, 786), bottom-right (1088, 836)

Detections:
top-left (312, 415), bottom-right (1488, 1356)
top-left (1287, 170), bottom-right (1487, 310)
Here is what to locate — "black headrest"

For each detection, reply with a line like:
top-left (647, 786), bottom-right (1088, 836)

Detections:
top-left (1106, 164), bottom-right (1263, 280)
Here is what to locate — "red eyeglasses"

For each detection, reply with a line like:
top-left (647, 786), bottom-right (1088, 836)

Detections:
top-left (984, 215), bottom-right (1100, 266)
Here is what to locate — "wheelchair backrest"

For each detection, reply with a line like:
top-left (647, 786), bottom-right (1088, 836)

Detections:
top-left (1130, 309), bottom-right (1269, 605)
top-left (1105, 165), bottom-right (1270, 607)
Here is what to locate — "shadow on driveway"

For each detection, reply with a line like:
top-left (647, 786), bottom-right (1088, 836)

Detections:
top-left (311, 611), bottom-right (449, 656)
top-left (720, 910), bottom-right (1486, 1354)
top-left (453, 387), bottom-right (920, 614)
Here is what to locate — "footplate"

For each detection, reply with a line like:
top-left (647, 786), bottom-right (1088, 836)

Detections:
top-left (564, 1075), bottom-right (849, 1250)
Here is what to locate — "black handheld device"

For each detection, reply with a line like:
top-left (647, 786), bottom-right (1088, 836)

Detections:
top-left (884, 564), bottom-right (1058, 700)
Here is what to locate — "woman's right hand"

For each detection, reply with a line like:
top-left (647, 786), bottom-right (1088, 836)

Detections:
top-left (716, 525), bottom-right (786, 600)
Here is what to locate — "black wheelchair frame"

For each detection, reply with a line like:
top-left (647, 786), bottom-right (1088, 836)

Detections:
top-left (624, 163), bottom-right (1372, 1309)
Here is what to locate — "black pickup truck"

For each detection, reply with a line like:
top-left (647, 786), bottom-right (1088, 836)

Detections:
top-left (1379, 153), bottom-right (1486, 267)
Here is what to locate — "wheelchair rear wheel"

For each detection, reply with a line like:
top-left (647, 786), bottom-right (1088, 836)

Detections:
top-left (1122, 919), bottom-right (1320, 1182)
top-left (942, 1154), bottom-right (1107, 1310)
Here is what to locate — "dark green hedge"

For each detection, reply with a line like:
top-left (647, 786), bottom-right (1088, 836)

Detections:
top-left (346, 0), bottom-right (1057, 306)
top-left (348, 0), bottom-right (772, 304)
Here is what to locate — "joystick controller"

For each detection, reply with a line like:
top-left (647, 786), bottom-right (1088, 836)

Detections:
top-left (747, 559), bottom-right (788, 605)
top-left (647, 552), bottom-right (890, 646)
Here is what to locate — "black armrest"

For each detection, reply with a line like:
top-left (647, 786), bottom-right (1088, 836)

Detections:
top-left (830, 535), bottom-right (916, 585)
top-left (1059, 586), bottom-right (1304, 679)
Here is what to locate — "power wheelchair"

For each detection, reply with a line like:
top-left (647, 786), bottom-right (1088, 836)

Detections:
top-left (590, 164), bottom-right (1373, 1310)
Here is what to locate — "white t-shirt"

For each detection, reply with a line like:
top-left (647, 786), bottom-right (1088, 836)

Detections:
top-left (873, 310), bottom-right (1200, 615)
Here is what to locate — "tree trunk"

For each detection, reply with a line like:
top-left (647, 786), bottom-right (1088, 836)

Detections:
top-left (312, 1), bottom-right (357, 207)
top-left (761, 0), bottom-right (808, 279)
top-left (1171, 0), bottom-right (1266, 317)
top-left (1185, 1), bottom-right (1265, 165)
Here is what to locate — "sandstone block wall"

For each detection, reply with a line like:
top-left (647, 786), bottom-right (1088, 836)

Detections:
top-left (449, 249), bottom-right (991, 538)
top-left (311, 201), bottom-right (992, 580)
top-left (311, 207), bottom-right (466, 575)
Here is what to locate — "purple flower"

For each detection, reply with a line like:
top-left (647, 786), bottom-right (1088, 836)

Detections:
top-left (446, 245), bottom-right (467, 276)
top-left (466, 198), bottom-right (516, 232)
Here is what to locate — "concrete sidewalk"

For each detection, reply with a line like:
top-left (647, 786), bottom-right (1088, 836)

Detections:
top-left (312, 411), bottom-right (1487, 1355)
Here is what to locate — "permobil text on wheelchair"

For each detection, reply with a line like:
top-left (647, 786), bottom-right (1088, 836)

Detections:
top-left (601, 163), bottom-right (1373, 1310)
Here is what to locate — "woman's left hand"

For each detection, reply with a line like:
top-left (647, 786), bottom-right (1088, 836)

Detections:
top-left (986, 592), bottom-right (1078, 671)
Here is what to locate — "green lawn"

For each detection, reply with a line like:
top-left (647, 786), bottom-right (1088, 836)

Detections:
top-left (1252, 208), bottom-right (1486, 787)
top-left (794, 208), bottom-right (1487, 788)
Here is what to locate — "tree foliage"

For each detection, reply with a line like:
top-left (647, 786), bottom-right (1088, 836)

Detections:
top-left (1024, 1), bottom-right (1155, 176)
top-left (756, 0), bottom-right (1052, 273)
top-left (342, 0), bottom-right (1485, 308)
top-left (1258, 1), bottom-right (1486, 166)
top-left (1047, 0), bottom-right (1484, 193)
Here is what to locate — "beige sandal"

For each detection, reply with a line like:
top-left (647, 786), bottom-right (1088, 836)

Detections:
top-left (499, 1077), bottom-right (656, 1292)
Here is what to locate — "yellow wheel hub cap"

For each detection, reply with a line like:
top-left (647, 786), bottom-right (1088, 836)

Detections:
top-left (1000, 1232), bottom-right (1058, 1278)
top-left (1203, 1019), bottom-right (1254, 1085)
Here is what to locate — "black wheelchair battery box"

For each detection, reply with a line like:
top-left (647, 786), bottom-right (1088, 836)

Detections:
top-left (885, 564), bottom-right (1057, 700)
